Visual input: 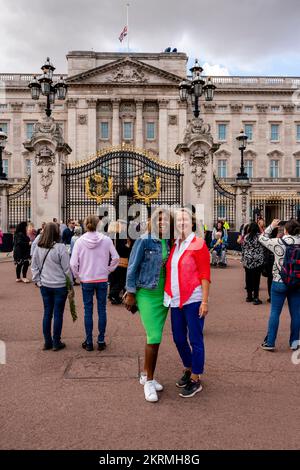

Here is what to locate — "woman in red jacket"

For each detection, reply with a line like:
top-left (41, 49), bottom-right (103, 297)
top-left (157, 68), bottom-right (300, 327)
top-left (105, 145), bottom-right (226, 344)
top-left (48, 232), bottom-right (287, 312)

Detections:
top-left (164, 208), bottom-right (210, 398)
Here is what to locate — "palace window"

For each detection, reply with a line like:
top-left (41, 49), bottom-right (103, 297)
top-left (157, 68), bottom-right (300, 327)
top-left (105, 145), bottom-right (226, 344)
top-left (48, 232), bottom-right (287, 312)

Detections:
top-left (270, 124), bottom-right (279, 141)
top-left (218, 124), bottom-right (227, 141)
top-left (270, 159), bottom-right (279, 178)
top-left (3, 159), bottom-right (8, 177)
top-left (217, 205), bottom-right (227, 219)
top-left (217, 159), bottom-right (227, 178)
top-left (218, 105), bottom-right (227, 111)
top-left (0, 122), bottom-right (8, 135)
top-left (244, 160), bottom-right (253, 178)
top-left (26, 123), bottom-right (35, 140)
top-left (123, 121), bottom-right (133, 140)
top-left (100, 121), bottom-right (109, 140)
top-left (244, 124), bottom-right (253, 141)
top-left (296, 160), bottom-right (300, 178)
top-left (244, 105), bottom-right (253, 112)
top-left (0, 104), bottom-right (8, 110)
top-left (296, 124), bottom-right (300, 141)
top-left (146, 122), bottom-right (155, 140)
top-left (271, 106), bottom-right (280, 112)
top-left (25, 159), bottom-right (31, 176)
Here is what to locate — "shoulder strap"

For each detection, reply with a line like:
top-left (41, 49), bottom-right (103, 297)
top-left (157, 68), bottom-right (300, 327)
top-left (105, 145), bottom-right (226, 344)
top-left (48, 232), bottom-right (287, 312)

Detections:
top-left (39, 248), bottom-right (52, 276)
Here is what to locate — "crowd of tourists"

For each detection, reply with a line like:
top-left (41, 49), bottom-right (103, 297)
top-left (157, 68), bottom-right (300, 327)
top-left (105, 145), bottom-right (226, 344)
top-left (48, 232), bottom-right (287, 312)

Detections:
top-left (239, 217), bottom-right (300, 352)
top-left (10, 211), bottom-right (300, 403)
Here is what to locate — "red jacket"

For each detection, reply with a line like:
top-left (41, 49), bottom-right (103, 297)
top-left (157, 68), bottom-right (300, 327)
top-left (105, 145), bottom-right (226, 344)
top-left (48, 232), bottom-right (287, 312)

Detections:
top-left (165, 235), bottom-right (211, 308)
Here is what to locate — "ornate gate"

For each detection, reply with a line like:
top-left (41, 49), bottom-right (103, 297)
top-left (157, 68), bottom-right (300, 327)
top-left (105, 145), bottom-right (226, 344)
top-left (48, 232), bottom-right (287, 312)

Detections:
top-left (213, 175), bottom-right (236, 229)
top-left (62, 147), bottom-right (182, 222)
top-left (8, 177), bottom-right (31, 229)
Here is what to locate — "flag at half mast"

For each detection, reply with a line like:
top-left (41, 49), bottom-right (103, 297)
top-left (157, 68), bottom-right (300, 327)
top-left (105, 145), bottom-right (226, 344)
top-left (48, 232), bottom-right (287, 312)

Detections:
top-left (119, 25), bottom-right (128, 42)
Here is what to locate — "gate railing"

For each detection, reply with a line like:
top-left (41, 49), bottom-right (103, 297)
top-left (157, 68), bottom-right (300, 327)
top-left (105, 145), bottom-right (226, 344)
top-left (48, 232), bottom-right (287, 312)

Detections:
top-left (62, 146), bottom-right (183, 223)
top-left (213, 175), bottom-right (236, 229)
top-left (250, 193), bottom-right (300, 223)
top-left (8, 177), bottom-right (31, 229)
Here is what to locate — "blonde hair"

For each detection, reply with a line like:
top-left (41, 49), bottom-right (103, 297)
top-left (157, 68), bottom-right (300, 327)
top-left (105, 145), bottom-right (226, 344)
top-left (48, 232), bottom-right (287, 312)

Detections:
top-left (84, 215), bottom-right (99, 232)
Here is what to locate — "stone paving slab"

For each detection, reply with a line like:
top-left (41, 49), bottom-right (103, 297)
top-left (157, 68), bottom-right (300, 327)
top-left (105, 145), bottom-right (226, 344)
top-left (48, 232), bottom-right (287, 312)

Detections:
top-left (0, 259), bottom-right (299, 450)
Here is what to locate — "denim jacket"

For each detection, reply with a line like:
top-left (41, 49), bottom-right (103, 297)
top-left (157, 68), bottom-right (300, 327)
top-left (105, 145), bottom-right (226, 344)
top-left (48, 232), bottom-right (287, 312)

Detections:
top-left (126, 233), bottom-right (170, 293)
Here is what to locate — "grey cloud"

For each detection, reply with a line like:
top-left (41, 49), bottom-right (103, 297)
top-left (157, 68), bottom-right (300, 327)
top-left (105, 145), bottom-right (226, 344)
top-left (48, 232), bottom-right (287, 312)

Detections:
top-left (0, 0), bottom-right (299, 74)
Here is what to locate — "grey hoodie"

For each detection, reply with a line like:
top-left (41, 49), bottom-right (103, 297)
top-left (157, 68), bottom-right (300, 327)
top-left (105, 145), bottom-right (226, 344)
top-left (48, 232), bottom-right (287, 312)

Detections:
top-left (31, 243), bottom-right (72, 288)
top-left (259, 225), bottom-right (300, 283)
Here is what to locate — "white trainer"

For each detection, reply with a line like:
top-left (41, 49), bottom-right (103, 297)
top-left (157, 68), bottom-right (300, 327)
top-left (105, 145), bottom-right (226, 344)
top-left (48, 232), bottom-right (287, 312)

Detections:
top-left (144, 380), bottom-right (158, 402)
top-left (139, 374), bottom-right (163, 391)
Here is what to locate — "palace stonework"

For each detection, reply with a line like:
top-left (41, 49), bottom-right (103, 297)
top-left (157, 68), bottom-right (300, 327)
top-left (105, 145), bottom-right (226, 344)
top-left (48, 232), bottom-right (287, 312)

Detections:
top-left (1, 50), bottom-right (300, 224)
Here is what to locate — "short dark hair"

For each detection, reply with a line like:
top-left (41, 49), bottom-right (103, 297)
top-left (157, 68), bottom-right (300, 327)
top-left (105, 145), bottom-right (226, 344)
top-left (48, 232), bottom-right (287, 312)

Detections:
top-left (38, 222), bottom-right (60, 248)
top-left (285, 219), bottom-right (300, 236)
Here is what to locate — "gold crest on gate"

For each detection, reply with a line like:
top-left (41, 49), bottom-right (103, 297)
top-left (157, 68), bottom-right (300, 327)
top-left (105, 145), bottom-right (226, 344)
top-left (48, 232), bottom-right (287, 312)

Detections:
top-left (86, 173), bottom-right (113, 204)
top-left (133, 172), bottom-right (161, 204)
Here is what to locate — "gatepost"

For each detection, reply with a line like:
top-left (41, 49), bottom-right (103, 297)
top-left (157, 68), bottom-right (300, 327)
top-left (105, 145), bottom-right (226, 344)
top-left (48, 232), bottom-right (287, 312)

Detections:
top-left (175, 118), bottom-right (220, 229)
top-left (23, 116), bottom-right (71, 228)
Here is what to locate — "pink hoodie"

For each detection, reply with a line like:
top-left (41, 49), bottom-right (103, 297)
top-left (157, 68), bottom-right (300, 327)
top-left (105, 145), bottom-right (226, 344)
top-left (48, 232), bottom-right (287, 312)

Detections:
top-left (70, 231), bottom-right (119, 283)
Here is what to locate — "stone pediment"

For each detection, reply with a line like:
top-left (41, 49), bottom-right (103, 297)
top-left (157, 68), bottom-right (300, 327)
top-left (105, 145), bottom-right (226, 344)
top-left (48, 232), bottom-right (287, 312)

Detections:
top-left (67, 57), bottom-right (183, 86)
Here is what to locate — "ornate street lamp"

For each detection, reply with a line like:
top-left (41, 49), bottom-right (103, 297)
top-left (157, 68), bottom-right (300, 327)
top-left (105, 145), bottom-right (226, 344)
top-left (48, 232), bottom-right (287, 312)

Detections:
top-left (28, 57), bottom-right (68, 118)
top-left (236, 129), bottom-right (249, 180)
top-left (179, 58), bottom-right (216, 118)
top-left (0, 127), bottom-right (8, 180)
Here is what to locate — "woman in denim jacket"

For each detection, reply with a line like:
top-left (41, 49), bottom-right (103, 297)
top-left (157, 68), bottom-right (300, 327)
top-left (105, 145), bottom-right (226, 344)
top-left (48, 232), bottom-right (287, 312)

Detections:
top-left (125, 208), bottom-right (172, 403)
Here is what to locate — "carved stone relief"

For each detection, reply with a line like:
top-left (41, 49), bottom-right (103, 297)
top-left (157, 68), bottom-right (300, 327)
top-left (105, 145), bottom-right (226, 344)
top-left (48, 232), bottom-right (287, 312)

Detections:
top-left (107, 65), bottom-right (148, 83)
top-left (34, 145), bottom-right (56, 198)
top-left (189, 148), bottom-right (210, 195)
top-left (78, 114), bottom-right (88, 125)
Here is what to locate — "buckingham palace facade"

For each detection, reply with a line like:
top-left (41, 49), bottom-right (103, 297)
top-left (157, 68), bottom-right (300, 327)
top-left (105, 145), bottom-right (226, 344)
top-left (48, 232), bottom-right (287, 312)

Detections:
top-left (1, 50), bottom-right (300, 223)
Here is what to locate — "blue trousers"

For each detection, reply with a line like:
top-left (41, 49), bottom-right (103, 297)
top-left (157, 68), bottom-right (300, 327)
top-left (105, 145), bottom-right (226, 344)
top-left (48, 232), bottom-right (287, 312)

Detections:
top-left (171, 302), bottom-right (205, 375)
top-left (81, 282), bottom-right (108, 345)
top-left (267, 281), bottom-right (300, 347)
top-left (40, 286), bottom-right (68, 347)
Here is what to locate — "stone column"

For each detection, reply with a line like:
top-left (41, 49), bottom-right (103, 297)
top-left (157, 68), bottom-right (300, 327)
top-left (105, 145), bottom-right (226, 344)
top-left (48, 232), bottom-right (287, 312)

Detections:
top-left (86, 98), bottom-right (98, 156)
top-left (159, 99), bottom-right (168, 161)
top-left (232, 180), bottom-right (252, 231)
top-left (67, 98), bottom-right (78, 161)
top-left (175, 118), bottom-right (219, 230)
top-left (112, 99), bottom-right (120, 146)
top-left (178, 100), bottom-right (187, 143)
top-left (24, 116), bottom-right (72, 227)
top-left (135, 100), bottom-right (144, 149)
top-left (0, 180), bottom-right (10, 232)
top-left (11, 102), bottom-right (23, 178)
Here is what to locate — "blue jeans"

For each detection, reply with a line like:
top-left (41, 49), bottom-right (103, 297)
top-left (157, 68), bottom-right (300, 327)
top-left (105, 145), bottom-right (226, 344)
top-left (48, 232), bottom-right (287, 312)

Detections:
top-left (81, 282), bottom-right (108, 345)
top-left (40, 286), bottom-right (68, 347)
top-left (171, 302), bottom-right (205, 375)
top-left (267, 281), bottom-right (300, 347)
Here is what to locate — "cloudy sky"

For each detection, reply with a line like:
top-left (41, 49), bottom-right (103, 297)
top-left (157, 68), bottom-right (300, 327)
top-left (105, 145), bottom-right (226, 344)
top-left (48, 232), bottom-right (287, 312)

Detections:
top-left (0, 0), bottom-right (299, 76)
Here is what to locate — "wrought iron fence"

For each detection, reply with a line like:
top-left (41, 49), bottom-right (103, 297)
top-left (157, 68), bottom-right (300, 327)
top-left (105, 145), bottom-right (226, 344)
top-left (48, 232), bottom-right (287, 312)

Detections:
top-left (213, 175), bottom-right (236, 229)
top-left (62, 147), bottom-right (183, 223)
top-left (250, 194), bottom-right (300, 224)
top-left (8, 177), bottom-right (31, 229)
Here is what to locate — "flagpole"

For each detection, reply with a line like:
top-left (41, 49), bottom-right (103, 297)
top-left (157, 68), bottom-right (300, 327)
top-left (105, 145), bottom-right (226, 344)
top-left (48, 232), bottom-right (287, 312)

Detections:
top-left (126, 2), bottom-right (130, 53)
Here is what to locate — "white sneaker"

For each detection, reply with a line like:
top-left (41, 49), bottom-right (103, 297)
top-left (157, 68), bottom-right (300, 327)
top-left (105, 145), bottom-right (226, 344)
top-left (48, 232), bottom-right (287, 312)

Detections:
top-left (139, 374), bottom-right (163, 391)
top-left (144, 380), bottom-right (158, 402)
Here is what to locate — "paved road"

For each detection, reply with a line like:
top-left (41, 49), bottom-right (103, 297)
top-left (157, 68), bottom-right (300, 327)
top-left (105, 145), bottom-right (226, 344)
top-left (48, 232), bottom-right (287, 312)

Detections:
top-left (0, 260), bottom-right (299, 450)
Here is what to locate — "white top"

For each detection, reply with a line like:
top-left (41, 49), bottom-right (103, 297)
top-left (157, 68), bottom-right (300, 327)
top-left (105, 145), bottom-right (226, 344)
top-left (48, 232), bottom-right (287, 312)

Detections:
top-left (164, 232), bottom-right (202, 308)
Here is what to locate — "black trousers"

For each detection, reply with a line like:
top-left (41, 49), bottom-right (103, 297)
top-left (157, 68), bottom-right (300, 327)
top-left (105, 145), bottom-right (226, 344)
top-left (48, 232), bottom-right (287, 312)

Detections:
top-left (245, 266), bottom-right (262, 299)
top-left (16, 260), bottom-right (29, 279)
top-left (109, 267), bottom-right (127, 300)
